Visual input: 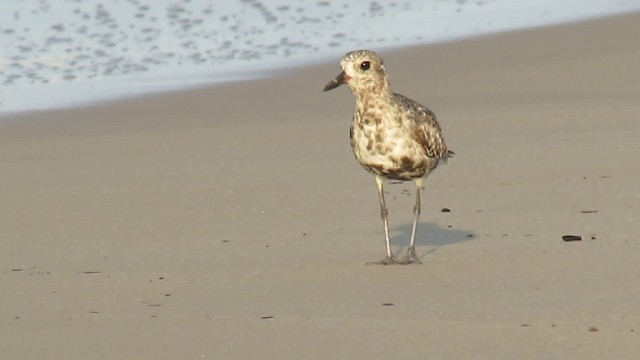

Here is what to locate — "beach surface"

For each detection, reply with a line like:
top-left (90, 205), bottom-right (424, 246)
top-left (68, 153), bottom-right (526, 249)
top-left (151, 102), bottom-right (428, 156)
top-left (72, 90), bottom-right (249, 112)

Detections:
top-left (2, 13), bottom-right (640, 359)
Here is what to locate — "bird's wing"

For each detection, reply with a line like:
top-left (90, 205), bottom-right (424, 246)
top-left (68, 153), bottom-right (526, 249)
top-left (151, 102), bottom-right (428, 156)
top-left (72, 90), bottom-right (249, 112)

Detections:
top-left (394, 93), bottom-right (452, 160)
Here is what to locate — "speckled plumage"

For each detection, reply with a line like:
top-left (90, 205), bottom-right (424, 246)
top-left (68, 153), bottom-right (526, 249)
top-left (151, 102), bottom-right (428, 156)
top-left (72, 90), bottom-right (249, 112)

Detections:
top-left (324, 49), bottom-right (453, 265)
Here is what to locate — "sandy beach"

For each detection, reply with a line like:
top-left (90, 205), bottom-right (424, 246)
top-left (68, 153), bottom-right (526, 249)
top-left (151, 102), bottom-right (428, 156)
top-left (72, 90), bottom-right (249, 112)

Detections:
top-left (2, 12), bottom-right (640, 359)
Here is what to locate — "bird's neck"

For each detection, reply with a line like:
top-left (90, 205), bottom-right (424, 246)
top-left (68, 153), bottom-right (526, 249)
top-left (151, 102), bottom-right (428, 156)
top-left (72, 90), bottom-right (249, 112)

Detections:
top-left (354, 86), bottom-right (395, 125)
top-left (353, 81), bottom-right (393, 104)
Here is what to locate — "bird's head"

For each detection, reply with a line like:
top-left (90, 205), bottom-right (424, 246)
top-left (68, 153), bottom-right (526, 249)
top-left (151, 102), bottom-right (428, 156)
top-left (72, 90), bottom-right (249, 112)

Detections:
top-left (323, 50), bottom-right (390, 96)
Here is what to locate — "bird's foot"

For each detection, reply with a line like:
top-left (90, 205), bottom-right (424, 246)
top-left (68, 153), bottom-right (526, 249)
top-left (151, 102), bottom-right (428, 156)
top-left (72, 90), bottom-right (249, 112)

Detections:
top-left (397, 248), bottom-right (422, 265)
top-left (365, 256), bottom-right (400, 266)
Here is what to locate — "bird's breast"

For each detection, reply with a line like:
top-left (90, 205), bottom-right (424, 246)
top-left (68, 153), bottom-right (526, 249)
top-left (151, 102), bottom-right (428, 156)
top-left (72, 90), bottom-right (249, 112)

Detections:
top-left (350, 112), bottom-right (435, 181)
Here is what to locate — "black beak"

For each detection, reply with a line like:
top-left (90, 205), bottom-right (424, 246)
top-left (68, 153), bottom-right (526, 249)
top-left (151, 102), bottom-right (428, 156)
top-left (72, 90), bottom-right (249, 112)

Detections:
top-left (323, 71), bottom-right (348, 92)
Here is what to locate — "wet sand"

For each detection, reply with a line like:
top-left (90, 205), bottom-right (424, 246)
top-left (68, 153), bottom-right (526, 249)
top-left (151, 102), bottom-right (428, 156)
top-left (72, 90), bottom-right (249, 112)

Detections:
top-left (2, 12), bottom-right (640, 359)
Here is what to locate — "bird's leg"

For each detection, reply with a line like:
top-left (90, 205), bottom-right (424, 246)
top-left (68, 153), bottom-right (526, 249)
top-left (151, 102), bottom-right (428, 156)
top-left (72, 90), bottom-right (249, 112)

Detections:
top-left (400, 178), bottom-right (423, 264)
top-left (366, 177), bottom-right (398, 265)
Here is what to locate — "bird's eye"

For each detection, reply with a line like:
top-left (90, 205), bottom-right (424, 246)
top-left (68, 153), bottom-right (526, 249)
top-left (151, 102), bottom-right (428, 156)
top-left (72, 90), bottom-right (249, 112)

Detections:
top-left (360, 61), bottom-right (370, 70)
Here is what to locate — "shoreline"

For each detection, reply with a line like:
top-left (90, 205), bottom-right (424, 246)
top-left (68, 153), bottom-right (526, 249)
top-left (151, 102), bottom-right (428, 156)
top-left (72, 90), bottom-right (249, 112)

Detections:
top-left (2, 11), bottom-right (640, 359)
top-left (2, 10), bottom-right (640, 119)
top-left (2, 11), bottom-right (639, 128)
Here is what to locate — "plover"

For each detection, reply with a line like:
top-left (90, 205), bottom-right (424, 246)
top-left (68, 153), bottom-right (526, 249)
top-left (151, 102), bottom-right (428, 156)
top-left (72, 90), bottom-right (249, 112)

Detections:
top-left (324, 49), bottom-right (453, 265)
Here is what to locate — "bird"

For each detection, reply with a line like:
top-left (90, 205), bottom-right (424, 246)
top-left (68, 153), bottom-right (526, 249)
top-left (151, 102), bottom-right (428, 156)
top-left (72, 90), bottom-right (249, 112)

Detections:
top-left (323, 49), bottom-right (453, 265)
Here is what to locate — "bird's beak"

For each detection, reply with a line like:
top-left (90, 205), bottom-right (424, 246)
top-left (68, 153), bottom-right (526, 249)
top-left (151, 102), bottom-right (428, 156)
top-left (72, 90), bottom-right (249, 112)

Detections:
top-left (323, 70), bottom-right (349, 92)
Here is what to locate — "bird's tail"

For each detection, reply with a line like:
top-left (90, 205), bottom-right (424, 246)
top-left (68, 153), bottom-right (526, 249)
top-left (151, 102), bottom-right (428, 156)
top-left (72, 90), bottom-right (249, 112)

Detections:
top-left (440, 149), bottom-right (454, 164)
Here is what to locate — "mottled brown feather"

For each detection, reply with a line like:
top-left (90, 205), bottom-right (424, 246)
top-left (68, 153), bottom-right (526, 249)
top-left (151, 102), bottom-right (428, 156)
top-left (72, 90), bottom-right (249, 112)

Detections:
top-left (326, 49), bottom-right (453, 181)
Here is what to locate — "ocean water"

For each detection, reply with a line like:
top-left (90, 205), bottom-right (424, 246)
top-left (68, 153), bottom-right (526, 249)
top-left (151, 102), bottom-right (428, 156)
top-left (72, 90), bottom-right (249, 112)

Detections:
top-left (1, 0), bottom-right (638, 116)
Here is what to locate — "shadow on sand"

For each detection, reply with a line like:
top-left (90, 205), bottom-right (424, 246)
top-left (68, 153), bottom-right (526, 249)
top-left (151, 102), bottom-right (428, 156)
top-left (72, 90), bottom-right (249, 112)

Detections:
top-left (391, 221), bottom-right (474, 260)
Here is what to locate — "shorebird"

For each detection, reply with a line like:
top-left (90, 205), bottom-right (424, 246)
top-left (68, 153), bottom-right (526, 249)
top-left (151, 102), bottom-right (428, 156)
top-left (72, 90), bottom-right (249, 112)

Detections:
top-left (324, 50), bottom-right (453, 265)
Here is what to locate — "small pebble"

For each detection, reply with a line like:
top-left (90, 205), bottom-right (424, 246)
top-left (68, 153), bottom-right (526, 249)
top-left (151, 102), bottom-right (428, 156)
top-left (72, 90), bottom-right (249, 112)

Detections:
top-left (562, 235), bottom-right (582, 242)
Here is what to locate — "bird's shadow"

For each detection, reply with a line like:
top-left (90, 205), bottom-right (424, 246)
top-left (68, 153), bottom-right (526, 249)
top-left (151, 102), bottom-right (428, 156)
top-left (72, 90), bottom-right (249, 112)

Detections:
top-left (391, 222), bottom-right (474, 259)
